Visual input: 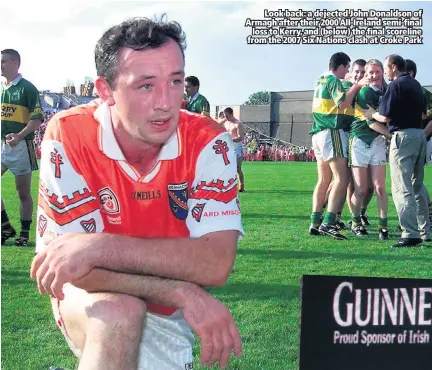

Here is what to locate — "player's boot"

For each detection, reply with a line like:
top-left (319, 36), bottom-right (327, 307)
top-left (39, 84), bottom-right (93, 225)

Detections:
top-left (360, 214), bottom-right (370, 226)
top-left (318, 224), bottom-right (348, 240)
top-left (1, 226), bottom-right (16, 245)
top-left (15, 236), bottom-right (29, 247)
top-left (309, 224), bottom-right (321, 236)
top-left (351, 224), bottom-right (368, 237)
top-left (335, 220), bottom-right (349, 230)
top-left (379, 228), bottom-right (389, 241)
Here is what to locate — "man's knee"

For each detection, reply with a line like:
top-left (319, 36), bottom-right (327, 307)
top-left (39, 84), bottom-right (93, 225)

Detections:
top-left (374, 184), bottom-right (386, 197)
top-left (63, 293), bottom-right (147, 352)
top-left (87, 294), bottom-right (146, 335)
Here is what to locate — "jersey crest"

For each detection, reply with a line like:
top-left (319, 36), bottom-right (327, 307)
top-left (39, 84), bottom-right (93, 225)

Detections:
top-left (168, 182), bottom-right (188, 220)
top-left (98, 187), bottom-right (120, 214)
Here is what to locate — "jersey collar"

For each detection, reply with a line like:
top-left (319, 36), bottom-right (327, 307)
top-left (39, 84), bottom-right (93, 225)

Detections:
top-left (188, 92), bottom-right (200, 104)
top-left (93, 102), bottom-right (181, 162)
top-left (2, 74), bottom-right (22, 89)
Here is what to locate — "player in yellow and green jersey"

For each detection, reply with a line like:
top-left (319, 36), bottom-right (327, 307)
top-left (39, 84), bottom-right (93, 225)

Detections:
top-left (1, 49), bottom-right (43, 246)
top-left (309, 52), bottom-right (369, 240)
top-left (185, 76), bottom-right (210, 117)
top-left (349, 59), bottom-right (393, 241)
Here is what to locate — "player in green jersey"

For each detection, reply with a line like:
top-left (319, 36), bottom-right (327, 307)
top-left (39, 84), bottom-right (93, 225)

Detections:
top-left (1, 49), bottom-right (43, 246)
top-left (309, 52), bottom-right (369, 240)
top-left (349, 59), bottom-right (392, 240)
top-left (184, 76), bottom-right (210, 116)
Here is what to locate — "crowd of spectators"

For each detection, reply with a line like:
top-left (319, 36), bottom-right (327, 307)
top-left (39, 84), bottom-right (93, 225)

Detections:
top-left (242, 131), bottom-right (315, 162)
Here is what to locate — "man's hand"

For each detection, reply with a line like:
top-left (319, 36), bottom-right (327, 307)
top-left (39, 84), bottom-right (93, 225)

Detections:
top-left (356, 76), bottom-right (370, 87)
top-left (180, 287), bottom-right (242, 369)
top-left (5, 133), bottom-right (23, 147)
top-left (363, 104), bottom-right (376, 120)
top-left (30, 233), bottom-right (98, 300)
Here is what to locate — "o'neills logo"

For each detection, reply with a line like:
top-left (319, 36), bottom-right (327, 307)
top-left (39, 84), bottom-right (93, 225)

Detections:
top-left (333, 282), bottom-right (432, 327)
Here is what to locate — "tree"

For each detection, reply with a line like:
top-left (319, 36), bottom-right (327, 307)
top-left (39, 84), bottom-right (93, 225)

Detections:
top-left (244, 91), bottom-right (270, 105)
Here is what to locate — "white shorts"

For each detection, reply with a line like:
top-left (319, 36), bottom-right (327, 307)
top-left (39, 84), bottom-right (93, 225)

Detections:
top-left (1, 139), bottom-right (38, 175)
top-left (312, 128), bottom-right (348, 161)
top-left (427, 140), bottom-right (432, 164)
top-left (52, 284), bottom-right (194, 370)
top-left (349, 135), bottom-right (387, 167)
top-left (235, 143), bottom-right (245, 158)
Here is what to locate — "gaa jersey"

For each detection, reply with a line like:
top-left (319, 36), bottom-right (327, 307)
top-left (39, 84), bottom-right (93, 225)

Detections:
top-left (186, 93), bottom-right (210, 117)
top-left (422, 87), bottom-right (432, 141)
top-left (36, 101), bottom-right (244, 316)
top-left (310, 73), bottom-right (348, 135)
top-left (1, 75), bottom-right (44, 139)
top-left (340, 80), bottom-right (355, 130)
top-left (423, 87), bottom-right (432, 118)
top-left (350, 85), bottom-right (384, 146)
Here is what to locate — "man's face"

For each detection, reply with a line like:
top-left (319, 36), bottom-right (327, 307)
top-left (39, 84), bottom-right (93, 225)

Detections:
top-left (367, 64), bottom-right (383, 87)
top-left (384, 58), bottom-right (395, 81)
top-left (104, 39), bottom-right (185, 146)
top-left (184, 81), bottom-right (198, 97)
top-left (335, 63), bottom-right (350, 79)
top-left (1, 53), bottom-right (19, 79)
top-left (351, 64), bottom-right (365, 82)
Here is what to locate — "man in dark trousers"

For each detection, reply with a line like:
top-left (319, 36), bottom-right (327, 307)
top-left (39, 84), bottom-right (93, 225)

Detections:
top-left (365, 54), bottom-right (430, 247)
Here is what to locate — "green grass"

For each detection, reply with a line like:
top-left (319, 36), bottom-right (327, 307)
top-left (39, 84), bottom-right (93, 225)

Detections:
top-left (2, 162), bottom-right (432, 370)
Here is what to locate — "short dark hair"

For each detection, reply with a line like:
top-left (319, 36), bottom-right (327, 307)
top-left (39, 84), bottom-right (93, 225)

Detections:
top-left (386, 54), bottom-right (406, 73)
top-left (353, 59), bottom-right (366, 68)
top-left (405, 59), bottom-right (417, 78)
top-left (95, 15), bottom-right (186, 88)
top-left (224, 107), bottom-right (233, 115)
top-left (1, 49), bottom-right (21, 66)
top-left (329, 52), bottom-right (350, 71)
top-left (185, 76), bottom-right (200, 88)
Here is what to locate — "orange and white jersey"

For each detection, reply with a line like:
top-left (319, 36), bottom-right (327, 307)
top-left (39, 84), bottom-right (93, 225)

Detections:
top-left (36, 101), bottom-right (244, 315)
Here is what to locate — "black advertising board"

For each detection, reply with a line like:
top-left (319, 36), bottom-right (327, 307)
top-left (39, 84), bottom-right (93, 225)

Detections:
top-left (299, 275), bottom-right (432, 370)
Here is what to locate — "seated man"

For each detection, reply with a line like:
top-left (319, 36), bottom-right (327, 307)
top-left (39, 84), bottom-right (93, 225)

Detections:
top-left (31, 17), bottom-right (243, 370)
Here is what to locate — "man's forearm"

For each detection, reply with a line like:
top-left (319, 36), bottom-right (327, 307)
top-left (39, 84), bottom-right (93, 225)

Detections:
top-left (19, 119), bottom-right (42, 138)
top-left (369, 122), bottom-right (392, 139)
top-left (339, 84), bottom-right (362, 109)
top-left (72, 268), bottom-right (202, 308)
top-left (90, 231), bottom-right (238, 287)
top-left (372, 112), bottom-right (391, 124)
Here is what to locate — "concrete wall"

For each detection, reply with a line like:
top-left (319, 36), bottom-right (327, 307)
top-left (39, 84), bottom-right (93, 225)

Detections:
top-left (240, 105), bottom-right (271, 136)
top-left (270, 91), bottom-right (314, 146)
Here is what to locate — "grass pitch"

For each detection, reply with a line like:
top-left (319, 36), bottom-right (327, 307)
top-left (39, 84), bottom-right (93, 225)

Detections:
top-left (1, 162), bottom-right (431, 370)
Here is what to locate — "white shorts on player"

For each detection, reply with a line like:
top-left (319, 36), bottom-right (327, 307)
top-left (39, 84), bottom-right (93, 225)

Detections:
top-left (52, 283), bottom-right (194, 370)
top-left (349, 135), bottom-right (387, 167)
top-left (234, 143), bottom-right (245, 158)
top-left (1, 139), bottom-right (37, 175)
top-left (312, 128), bottom-right (348, 161)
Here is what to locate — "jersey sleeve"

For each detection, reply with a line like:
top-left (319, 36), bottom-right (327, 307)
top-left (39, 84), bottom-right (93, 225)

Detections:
top-left (201, 97), bottom-right (211, 117)
top-left (25, 83), bottom-right (44, 121)
top-left (423, 88), bottom-right (432, 117)
top-left (36, 118), bottom-right (104, 253)
top-left (329, 77), bottom-right (346, 106)
top-left (186, 131), bottom-right (244, 238)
